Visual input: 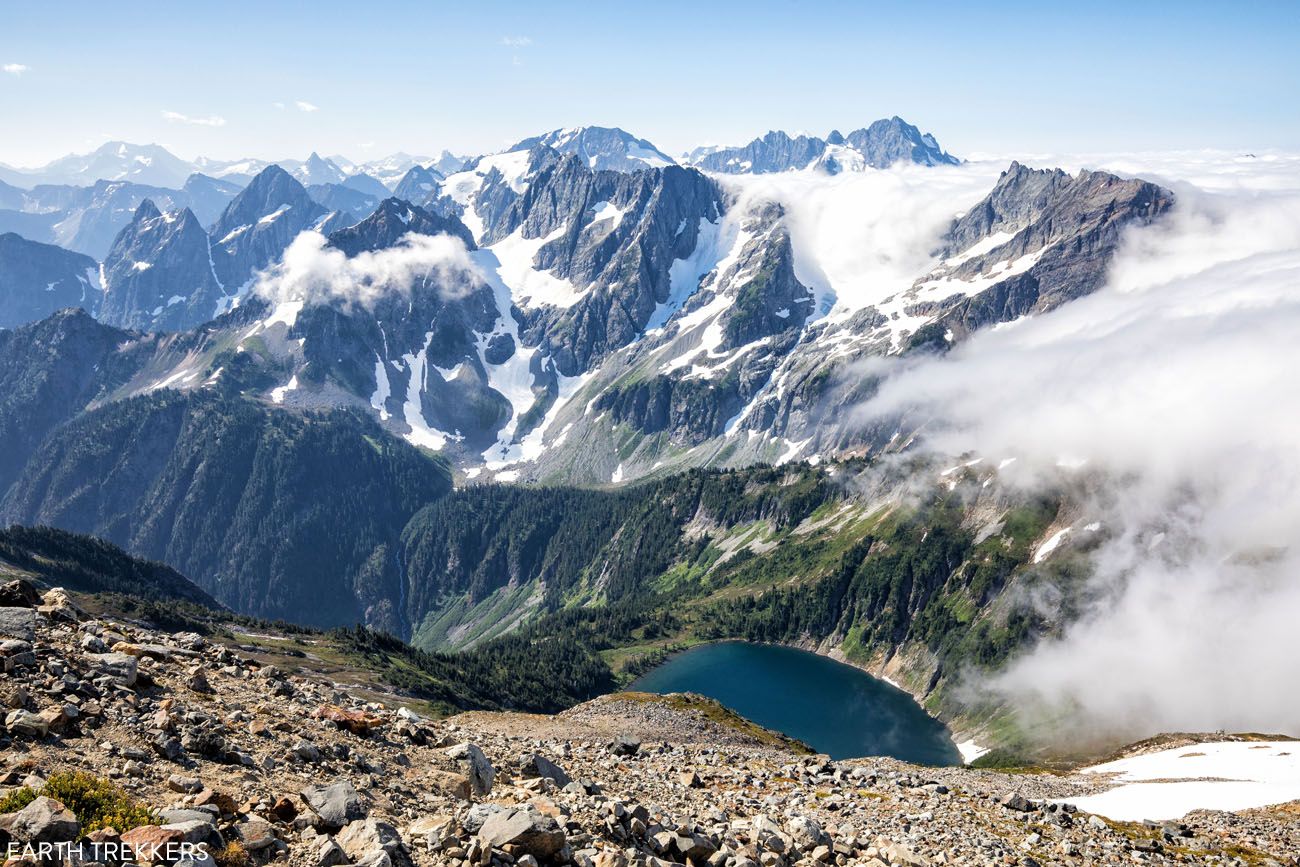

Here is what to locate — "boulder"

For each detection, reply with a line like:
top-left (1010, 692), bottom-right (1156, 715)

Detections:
top-left (5, 709), bottom-right (48, 738)
top-left (161, 818), bottom-right (220, 845)
top-left (427, 769), bottom-right (472, 801)
top-left (785, 815), bottom-right (829, 850)
top-left (609, 735), bottom-right (641, 757)
top-left (1001, 793), bottom-right (1034, 812)
top-left (0, 607), bottom-right (37, 641)
top-left (315, 703), bottom-right (385, 735)
top-left (86, 651), bottom-right (139, 687)
top-left (293, 739), bottom-right (324, 763)
top-left (446, 742), bottom-right (495, 796)
top-left (407, 815), bottom-right (456, 851)
top-left (477, 806), bottom-right (566, 860)
top-left (121, 824), bottom-right (186, 857)
top-left (520, 754), bottom-right (572, 788)
top-left (0, 580), bottom-right (42, 607)
top-left (0, 796), bottom-right (80, 843)
top-left (233, 815), bottom-right (277, 850)
top-left (37, 588), bottom-right (81, 622)
top-left (336, 817), bottom-right (413, 867)
top-left (167, 774), bottom-right (204, 794)
top-left (300, 780), bottom-right (368, 831)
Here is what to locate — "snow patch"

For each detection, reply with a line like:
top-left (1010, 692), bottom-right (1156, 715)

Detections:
top-left (1062, 741), bottom-right (1300, 821)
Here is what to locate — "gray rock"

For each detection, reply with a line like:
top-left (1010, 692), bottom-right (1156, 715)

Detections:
top-left (520, 753), bottom-right (572, 788)
top-left (0, 795), bottom-right (80, 843)
top-left (785, 815), bottom-right (829, 850)
top-left (0, 607), bottom-right (37, 641)
top-left (336, 817), bottom-right (414, 867)
top-left (301, 780), bottom-right (368, 831)
top-left (167, 774), bottom-right (204, 794)
top-left (233, 815), bottom-right (277, 850)
top-left (4, 709), bottom-right (48, 738)
top-left (294, 739), bottom-right (324, 763)
top-left (463, 802), bottom-right (507, 834)
top-left (85, 651), bottom-right (138, 687)
top-left (446, 742), bottom-right (495, 795)
top-left (162, 818), bottom-right (220, 845)
top-left (609, 735), bottom-right (641, 757)
top-left (477, 806), bottom-right (567, 860)
top-left (160, 807), bottom-right (220, 825)
top-left (1001, 793), bottom-right (1035, 812)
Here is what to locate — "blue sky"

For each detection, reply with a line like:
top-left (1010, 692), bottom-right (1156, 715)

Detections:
top-left (1, 0), bottom-right (1297, 166)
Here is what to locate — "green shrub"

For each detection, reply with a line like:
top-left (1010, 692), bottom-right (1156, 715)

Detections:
top-left (0, 772), bottom-right (154, 835)
top-left (0, 786), bottom-right (37, 814)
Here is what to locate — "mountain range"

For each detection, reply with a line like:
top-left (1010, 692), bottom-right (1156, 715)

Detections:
top-left (0, 118), bottom-right (1177, 731)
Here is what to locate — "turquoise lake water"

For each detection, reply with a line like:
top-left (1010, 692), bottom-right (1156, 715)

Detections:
top-left (629, 642), bottom-right (962, 765)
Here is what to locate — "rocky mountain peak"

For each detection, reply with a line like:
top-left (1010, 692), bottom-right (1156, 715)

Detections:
top-left (510, 126), bottom-right (676, 173)
top-left (132, 197), bottom-right (163, 223)
top-left (326, 198), bottom-right (475, 256)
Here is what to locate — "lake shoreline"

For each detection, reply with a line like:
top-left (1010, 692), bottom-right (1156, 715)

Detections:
top-left (626, 636), bottom-right (987, 763)
top-left (627, 640), bottom-right (964, 765)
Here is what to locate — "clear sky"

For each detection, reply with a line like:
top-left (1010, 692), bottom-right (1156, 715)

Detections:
top-left (2, 0), bottom-right (1297, 167)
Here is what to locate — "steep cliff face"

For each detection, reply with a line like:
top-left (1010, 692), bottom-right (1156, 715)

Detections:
top-left (209, 165), bottom-right (328, 292)
top-left (99, 201), bottom-right (225, 332)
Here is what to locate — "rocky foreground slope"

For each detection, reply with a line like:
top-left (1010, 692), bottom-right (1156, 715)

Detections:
top-left (1, 581), bottom-right (1296, 866)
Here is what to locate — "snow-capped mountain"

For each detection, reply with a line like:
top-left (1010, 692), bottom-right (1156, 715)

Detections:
top-left (289, 152), bottom-right (349, 186)
top-left (0, 177), bottom-right (239, 260)
top-left (687, 116), bottom-right (959, 173)
top-left (510, 127), bottom-right (676, 172)
top-left (209, 166), bottom-right (330, 296)
top-left (0, 122), bottom-right (1174, 492)
top-left (392, 165), bottom-right (444, 204)
top-left (0, 141), bottom-right (198, 188)
top-left (78, 133), bottom-right (1167, 488)
top-left (99, 200), bottom-right (224, 332)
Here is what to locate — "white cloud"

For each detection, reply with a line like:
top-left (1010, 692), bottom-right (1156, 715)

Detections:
top-left (255, 230), bottom-right (483, 311)
top-left (854, 151), bottom-right (1300, 743)
top-left (3, 63), bottom-right (28, 75)
top-left (500, 36), bottom-right (532, 47)
top-left (295, 100), bottom-right (319, 113)
top-left (272, 101), bottom-right (285, 110)
top-left (161, 110), bottom-right (226, 127)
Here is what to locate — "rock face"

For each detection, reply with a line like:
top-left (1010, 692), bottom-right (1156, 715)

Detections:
top-left (0, 232), bottom-right (99, 329)
top-left (99, 200), bottom-right (225, 332)
top-left (687, 117), bottom-right (959, 174)
top-left (208, 164), bottom-right (327, 291)
top-left (901, 161), bottom-right (1175, 343)
top-left (393, 165), bottom-right (443, 205)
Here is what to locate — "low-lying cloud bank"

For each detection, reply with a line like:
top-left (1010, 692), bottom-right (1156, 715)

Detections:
top-left (254, 230), bottom-right (482, 310)
top-left (858, 151), bottom-right (1300, 741)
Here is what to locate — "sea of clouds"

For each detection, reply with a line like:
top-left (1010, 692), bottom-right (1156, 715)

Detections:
top-left (855, 150), bottom-right (1300, 741)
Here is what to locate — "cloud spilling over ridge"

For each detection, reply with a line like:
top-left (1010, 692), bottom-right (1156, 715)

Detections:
top-left (254, 230), bottom-right (483, 311)
top-left (718, 163), bottom-right (1004, 317)
top-left (856, 152), bottom-right (1300, 740)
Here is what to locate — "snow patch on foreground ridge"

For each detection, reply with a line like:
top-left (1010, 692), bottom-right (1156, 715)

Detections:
top-left (1062, 741), bottom-right (1300, 821)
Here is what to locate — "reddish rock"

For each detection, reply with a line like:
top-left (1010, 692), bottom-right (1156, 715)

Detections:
top-left (314, 703), bottom-right (384, 735)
